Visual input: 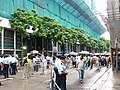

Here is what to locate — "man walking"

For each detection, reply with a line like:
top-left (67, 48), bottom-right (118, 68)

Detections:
top-left (76, 55), bottom-right (85, 83)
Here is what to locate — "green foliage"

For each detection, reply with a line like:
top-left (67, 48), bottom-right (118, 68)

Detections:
top-left (0, 26), bottom-right (3, 33)
top-left (10, 8), bottom-right (43, 37)
top-left (98, 38), bottom-right (110, 51)
top-left (10, 8), bottom-right (110, 52)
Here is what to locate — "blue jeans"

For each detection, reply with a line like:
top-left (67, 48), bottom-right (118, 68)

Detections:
top-left (78, 69), bottom-right (84, 81)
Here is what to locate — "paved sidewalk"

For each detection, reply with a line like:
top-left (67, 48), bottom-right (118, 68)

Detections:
top-left (0, 68), bottom-right (51, 90)
top-left (67, 67), bottom-right (109, 90)
top-left (99, 69), bottom-right (120, 90)
top-left (0, 67), bottom-right (120, 90)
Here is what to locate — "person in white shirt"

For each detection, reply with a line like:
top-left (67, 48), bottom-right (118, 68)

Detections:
top-left (2, 54), bottom-right (10, 78)
top-left (58, 56), bottom-right (68, 90)
top-left (11, 55), bottom-right (18, 75)
top-left (46, 55), bottom-right (51, 69)
top-left (54, 56), bottom-right (61, 89)
top-left (33, 55), bottom-right (39, 72)
top-left (76, 55), bottom-right (85, 83)
top-left (40, 55), bottom-right (46, 74)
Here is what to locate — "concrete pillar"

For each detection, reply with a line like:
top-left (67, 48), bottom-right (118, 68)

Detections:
top-left (1, 28), bottom-right (4, 54)
top-left (14, 30), bottom-right (16, 56)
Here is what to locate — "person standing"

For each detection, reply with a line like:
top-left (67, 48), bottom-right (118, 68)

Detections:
top-left (0, 56), bottom-right (3, 75)
top-left (54, 56), bottom-right (61, 89)
top-left (58, 56), bottom-right (68, 90)
top-left (105, 55), bottom-right (111, 69)
top-left (76, 55), bottom-right (85, 83)
top-left (11, 55), bottom-right (18, 75)
top-left (2, 54), bottom-right (10, 78)
top-left (40, 54), bottom-right (46, 74)
top-left (0, 55), bottom-right (3, 86)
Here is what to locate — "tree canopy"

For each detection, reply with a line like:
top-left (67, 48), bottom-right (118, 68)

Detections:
top-left (10, 8), bottom-right (110, 52)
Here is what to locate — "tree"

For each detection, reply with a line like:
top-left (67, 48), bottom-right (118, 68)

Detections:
top-left (10, 8), bottom-right (109, 53)
top-left (10, 8), bottom-right (43, 37)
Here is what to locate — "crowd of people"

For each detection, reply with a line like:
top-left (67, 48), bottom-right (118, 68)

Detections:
top-left (69, 53), bottom-right (111, 84)
top-left (0, 51), bottom-right (111, 89)
top-left (0, 54), bottom-right (18, 86)
top-left (52, 53), bottom-right (111, 90)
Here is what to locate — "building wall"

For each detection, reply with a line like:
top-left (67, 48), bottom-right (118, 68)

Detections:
top-left (0, 0), bottom-right (100, 39)
top-left (107, 0), bottom-right (120, 48)
top-left (0, 0), bottom-right (103, 54)
top-left (85, 0), bottom-right (96, 12)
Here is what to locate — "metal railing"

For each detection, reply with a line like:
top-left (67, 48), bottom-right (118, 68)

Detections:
top-left (22, 62), bottom-right (61, 90)
top-left (22, 62), bottom-right (45, 79)
top-left (49, 65), bottom-right (61, 90)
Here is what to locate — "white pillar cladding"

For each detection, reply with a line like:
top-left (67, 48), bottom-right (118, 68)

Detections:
top-left (0, 17), bottom-right (11, 54)
top-left (14, 30), bottom-right (16, 56)
top-left (65, 44), bottom-right (68, 53)
top-left (1, 28), bottom-right (4, 54)
top-left (68, 44), bottom-right (70, 52)
top-left (58, 44), bottom-right (61, 52)
top-left (56, 42), bottom-right (58, 51)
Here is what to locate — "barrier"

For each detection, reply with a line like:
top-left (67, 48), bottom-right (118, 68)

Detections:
top-left (22, 62), bottom-right (45, 79)
top-left (22, 63), bottom-right (30, 79)
top-left (22, 62), bottom-right (61, 90)
top-left (49, 65), bottom-right (61, 90)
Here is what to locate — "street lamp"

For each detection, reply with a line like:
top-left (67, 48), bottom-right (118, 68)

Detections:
top-left (76, 40), bottom-right (80, 52)
top-left (76, 40), bottom-right (80, 45)
top-left (23, 46), bottom-right (27, 50)
top-left (26, 25), bottom-right (38, 50)
top-left (26, 25), bottom-right (38, 33)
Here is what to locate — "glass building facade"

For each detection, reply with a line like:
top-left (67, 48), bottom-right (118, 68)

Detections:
top-left (0, 0), bottom-right (106, 54)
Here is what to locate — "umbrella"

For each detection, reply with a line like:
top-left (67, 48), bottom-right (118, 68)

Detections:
top-left (29, 50), bottom-right (42, 58)
top-left (69, 52), bottom-right (78, 56)
top-left (103, 52), bottom-right (110, 56)
top-left (79, 51), bottom-right (90, 55)
top-left (30, 50), bottom-right (39, 54)
top-left (56, 53), bottom-right (62, 58)
top-left (64, 53), bottom-right (69, 56)
top-left (94, 53), bottom-right (100, 56)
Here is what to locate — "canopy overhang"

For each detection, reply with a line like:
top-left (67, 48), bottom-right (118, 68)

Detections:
top-left (54, 0), bottom-right (106, 35)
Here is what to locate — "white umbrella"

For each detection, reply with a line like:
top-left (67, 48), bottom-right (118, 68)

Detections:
top-left (94, 53), bottom-right (100, 56)
top-left (79, 51), bottom-right (90, 55)
top-left (69, 51), bottom-right (78, 56)
top-left (64, 53), bottom-right (69, 56)
top-left (30, 50), bottom-right (41, 56)
top-left (30, 50), bottom-right (39, 54)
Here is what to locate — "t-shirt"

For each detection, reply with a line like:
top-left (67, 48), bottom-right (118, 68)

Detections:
top-left (76, 59), bottom-right (85, 70)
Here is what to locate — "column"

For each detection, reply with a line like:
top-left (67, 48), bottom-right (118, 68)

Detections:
top-left (1, 28), bottom-right (4, 54)
top-left (14, 30), bottom-right (16, 56)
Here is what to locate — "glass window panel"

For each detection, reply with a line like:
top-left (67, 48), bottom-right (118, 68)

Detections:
top-left (84, 19), bottom-right (89, 24)
top-left (89, 21), bottom-right (94, 26)
top-left (4, 29), bottom-right (14, 49)
top-left (63, 3), bottom-right (69, 8)
top-left (79, 16), bottom-right (85, 21)
top-left (74, 0), bottom-right (83, 5)
top-left (79, 2), bottom-right (88, 11)
top-left (72, 11), bottom-right (79, 16)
